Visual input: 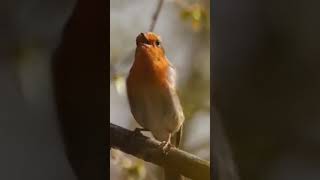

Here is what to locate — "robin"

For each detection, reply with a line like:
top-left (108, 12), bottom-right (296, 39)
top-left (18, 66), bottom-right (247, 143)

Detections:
top-left (126, 32), bottom-right (185, 180)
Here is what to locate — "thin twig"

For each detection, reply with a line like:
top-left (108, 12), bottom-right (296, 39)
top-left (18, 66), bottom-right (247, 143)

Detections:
top-left (149, 0), bottom-right (165, 32)
top-left (110, 123), bottom-right (210, 180)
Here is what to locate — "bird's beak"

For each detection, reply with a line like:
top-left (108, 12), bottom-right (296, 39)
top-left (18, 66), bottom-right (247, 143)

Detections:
top-left (141, 43), bottom-right (151, 48)
top-left (140, 32), bottom-right (146, 39)
top-left (136, 32), bottom-right (152, 49)
top-left (138, 32), bottom-right (151, 48)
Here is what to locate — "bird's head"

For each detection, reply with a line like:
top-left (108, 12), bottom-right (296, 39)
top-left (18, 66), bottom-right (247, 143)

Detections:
top-left (135, 32), bottom-right (166, 59)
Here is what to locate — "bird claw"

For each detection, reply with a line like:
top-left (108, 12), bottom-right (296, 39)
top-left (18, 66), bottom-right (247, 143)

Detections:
top-left (133, 128), bottom-right (143, 135)
top-left (160, 141), bottom-right (173, 155)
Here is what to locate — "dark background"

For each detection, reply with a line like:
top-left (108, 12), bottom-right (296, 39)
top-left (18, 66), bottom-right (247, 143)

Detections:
top-left (214, 0), bottom-right (320, 180)
top-left (0, 0), bottom-right (107, 180)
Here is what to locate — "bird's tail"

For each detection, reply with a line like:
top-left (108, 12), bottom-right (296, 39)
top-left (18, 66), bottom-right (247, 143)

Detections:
top-left (164, 126), bottom-right (184, 180)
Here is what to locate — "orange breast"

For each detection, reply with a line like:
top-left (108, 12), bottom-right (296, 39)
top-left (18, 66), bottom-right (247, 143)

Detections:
top-left (129, 53), bottom-right (170, 90)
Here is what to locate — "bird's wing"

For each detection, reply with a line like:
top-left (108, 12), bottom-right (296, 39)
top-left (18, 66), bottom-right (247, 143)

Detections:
top-left (167, 60), bottom-right (177, 88)
top-left (126, 77), bottom-right (146, 127)
top-left (171, 124), bottom-right (183, 147)
top-left (159, 79), bottom-right (185, 144)
top-left (166, 60), bottom-right (184, 147)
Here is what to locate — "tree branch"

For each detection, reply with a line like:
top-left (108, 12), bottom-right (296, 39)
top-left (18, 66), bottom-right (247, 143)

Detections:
top-left (110, 123), bottom-right (210, 180)
top-left (149, 0), bottom-right (165, 32)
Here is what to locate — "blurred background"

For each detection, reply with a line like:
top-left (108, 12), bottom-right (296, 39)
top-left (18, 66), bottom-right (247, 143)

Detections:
top-left (0, 0), bottom-right (76, 179)
top-left (110, 0), bottom-right (210, 179)
top-left (0, 0), bottom-right (107, 179)
top-left (214, 0), bottom-right (320, 180)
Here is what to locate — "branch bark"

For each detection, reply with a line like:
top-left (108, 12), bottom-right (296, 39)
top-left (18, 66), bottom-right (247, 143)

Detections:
top-left (110, 123), bottom-right (210, 180)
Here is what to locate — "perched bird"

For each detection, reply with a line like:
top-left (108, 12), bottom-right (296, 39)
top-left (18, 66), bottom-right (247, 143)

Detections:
top-left (126, 32), bottom-right (185, 180)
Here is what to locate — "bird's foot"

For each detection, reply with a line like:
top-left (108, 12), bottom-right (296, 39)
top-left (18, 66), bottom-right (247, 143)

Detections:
top-left (160, 141), bottom-right (173, 155)
top-left (133, 128), bottom-right (142, 135)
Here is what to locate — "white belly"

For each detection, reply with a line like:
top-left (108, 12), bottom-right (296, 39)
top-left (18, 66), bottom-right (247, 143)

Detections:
top-left (134, 86), bottom-right (184, 142)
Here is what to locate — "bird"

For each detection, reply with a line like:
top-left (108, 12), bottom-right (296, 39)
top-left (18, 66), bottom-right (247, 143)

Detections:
top-left (126, 32), bottom-right (185, 180)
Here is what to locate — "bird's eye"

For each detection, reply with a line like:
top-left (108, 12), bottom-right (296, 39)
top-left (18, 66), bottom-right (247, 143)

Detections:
top-left (155, 40), bottom-right (161, 46)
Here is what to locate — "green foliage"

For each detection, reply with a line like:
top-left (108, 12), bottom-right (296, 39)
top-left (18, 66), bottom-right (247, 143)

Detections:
top-left (112, 74), bottom-right (126, 96)
top-left (111, 149), bottom-right (147, 180)
top-left (125, 161), bottom-right (146, 180)
top-left (179, 3), bottom-right (209, 32)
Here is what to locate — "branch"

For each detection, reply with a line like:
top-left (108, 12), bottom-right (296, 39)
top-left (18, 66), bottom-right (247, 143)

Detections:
top-left (110, 123), bottom-right (210, 180)
top-left (149, 0), bottom-right (165, 32)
